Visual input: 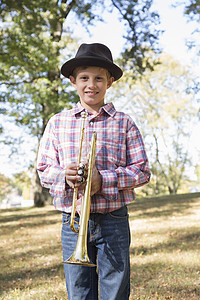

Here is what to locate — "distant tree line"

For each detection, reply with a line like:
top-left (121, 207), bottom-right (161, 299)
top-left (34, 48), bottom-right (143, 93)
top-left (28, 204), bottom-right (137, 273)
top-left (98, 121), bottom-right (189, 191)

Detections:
top-left (0, 0), bottom-right (199, 205)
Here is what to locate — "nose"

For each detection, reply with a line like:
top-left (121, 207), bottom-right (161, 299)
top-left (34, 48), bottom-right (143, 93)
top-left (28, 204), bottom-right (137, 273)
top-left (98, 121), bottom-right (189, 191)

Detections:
top-left (88, 79), bottom-right (96, 89)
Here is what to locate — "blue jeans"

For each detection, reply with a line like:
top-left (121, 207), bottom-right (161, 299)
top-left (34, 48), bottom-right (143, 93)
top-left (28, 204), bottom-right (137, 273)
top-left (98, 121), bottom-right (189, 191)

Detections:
top-left (61, 206), bottom-right (130, 300)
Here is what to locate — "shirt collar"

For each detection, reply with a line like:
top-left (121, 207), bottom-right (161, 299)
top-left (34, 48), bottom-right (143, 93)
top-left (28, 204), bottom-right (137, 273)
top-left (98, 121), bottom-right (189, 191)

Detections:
top-left (72, 102), bottom-right (85, 115)
top-left (73, 102), bottom-right (116, 117)
top-left (101, 102), bottom-right (116, 117)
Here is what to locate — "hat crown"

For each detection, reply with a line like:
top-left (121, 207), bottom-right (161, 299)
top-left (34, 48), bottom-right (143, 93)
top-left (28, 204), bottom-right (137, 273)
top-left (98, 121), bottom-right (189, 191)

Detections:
top-left (75, 43), bottom-right (113, 63)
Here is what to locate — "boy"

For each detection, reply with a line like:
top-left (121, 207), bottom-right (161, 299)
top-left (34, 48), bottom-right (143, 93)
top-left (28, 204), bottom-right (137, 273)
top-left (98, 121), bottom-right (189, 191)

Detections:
top-left (37, 43), bottom-right (151, 300)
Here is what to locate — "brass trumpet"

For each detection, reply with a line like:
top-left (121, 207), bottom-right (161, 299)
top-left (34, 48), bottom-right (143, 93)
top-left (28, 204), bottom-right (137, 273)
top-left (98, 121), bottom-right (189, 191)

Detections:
top-left (63, 112), bottom-right (97, 267)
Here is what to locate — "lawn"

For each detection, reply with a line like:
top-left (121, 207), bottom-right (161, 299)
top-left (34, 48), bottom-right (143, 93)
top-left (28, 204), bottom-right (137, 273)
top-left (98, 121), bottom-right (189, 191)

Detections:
top-left (0, 192), bottom-right (200, 299)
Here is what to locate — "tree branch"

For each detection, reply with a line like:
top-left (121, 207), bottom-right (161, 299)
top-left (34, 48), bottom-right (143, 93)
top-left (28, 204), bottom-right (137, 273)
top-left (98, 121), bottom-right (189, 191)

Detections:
top-left (61, 0), bottom-right (77, 19)
top-left (0, 79), bottom-right (36, 86)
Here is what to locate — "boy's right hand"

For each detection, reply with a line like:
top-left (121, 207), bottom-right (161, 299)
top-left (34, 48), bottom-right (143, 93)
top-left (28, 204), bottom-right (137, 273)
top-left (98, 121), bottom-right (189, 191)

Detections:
top-left (65, 162), bottom-right (101, 195)
top-left (65, 163), bottom-right (81, 189)
top-left (65, 163), bottom-right (87, 189)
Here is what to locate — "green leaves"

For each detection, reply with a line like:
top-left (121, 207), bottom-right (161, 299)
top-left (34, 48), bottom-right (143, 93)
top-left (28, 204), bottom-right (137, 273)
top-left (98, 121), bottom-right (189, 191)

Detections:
top-left (1, 0), bottom-right (162, 140)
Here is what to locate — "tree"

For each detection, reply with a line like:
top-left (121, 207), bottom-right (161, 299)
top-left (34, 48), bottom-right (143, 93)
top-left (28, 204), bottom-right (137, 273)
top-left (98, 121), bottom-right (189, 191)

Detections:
top-left (13, 171), bottom-right (32, 200)
top-left (181, 0), bottom-right (200, 57)
top-left (111, 53), bottom-right (197, 195)
top-left (0, 174), bottom-right (12, 202)
top-left (110, 0), bottom-right (161, 79)
top-left (181, 0), bottom-right (200, 135)
top-left (183, 0), bottom-right (200, 21)
top-left (0, 0), bottom-right (161, 206)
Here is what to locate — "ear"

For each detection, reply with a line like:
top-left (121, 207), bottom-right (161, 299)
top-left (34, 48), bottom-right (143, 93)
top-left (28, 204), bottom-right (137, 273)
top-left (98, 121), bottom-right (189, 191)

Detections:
top-left (107, 77), bottom-right (114, 89)
top-left (69, 75), bottom-right (76, 87)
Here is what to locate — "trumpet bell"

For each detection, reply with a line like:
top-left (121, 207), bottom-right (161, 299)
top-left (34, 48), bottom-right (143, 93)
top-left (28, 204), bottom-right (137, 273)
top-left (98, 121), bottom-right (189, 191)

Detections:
top-left (64, 251), bottom-right (96, 267)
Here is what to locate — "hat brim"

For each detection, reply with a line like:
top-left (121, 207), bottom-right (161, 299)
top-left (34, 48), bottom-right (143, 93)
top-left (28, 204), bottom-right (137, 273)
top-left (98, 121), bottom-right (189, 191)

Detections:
top-left (61, 56), bottom-right (123, 81)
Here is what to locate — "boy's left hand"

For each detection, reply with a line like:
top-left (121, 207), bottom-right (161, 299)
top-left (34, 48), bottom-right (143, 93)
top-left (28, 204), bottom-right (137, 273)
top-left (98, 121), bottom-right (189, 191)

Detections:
top-left (91, 166), bottom-right (102, 196)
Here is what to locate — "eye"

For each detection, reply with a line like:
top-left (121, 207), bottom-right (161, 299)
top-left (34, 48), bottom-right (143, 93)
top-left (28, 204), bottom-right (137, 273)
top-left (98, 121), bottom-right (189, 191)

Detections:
top-left (96, 77), bottom-right (103, 81)
top-left (80, 76), bottom-right (88, 81)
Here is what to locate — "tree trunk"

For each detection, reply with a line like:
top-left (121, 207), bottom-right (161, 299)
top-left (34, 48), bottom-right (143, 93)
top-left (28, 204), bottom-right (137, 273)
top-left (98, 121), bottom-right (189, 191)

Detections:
top-left (33, 170), bottom-right (52, 207)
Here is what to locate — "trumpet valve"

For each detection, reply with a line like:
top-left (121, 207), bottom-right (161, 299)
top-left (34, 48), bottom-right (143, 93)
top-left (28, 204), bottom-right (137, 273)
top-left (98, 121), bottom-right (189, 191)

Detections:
top-left (78, 169), bottom-right (85, 176)
top-left (78, 177), bottom-right (86, 183)
top-left (79, 162), bottom-right (86, 170)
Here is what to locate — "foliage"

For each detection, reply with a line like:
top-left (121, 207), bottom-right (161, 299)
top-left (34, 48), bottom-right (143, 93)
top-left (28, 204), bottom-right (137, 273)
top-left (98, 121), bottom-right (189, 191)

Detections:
top-left (0, 0), bottom-right (161, 138)
top-left (0, 0), bottom-right (79, 138)
top-left (110, 0), bottom-right (161, 79)
top-left (195, 164), bottom-right (200, 180)
top-left (0, 0), bottom-right (161, 205)
top-left (0, 174), bottom-right (13, 201)
top-left (183, 0), bottom-right (200, 21)
top-left (112, 53), bottom-right (197, 195)
top-left (13, 171), bottom-right (32, 199)
top-left (176, 0), bottom-right (200, 57)
top-left (0, 172), bottom-right (32, 201)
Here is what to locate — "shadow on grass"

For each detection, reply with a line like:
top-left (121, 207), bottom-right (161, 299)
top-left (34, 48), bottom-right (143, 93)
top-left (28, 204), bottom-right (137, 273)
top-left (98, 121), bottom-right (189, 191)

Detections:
top-left (130, 229), bottom-right (200, 255)
top-left (0, 206), bottom-right (60, 222)
top-left (0, 242), bottom-right (62, 263)
top-left (128, 192), bottom-right (200, 219)
top-left (0, 239), bottom-right (64, 296)
top-left (0, 260), bottom-right (65, 295)
top-left (0, 218), bottom-right (61, 236)
top-left (1, 194), bottom-right (200, 299)
top-left (0, 206), bottom-right (62, 236)
top-left (131, 261), bottom-right (200, 298)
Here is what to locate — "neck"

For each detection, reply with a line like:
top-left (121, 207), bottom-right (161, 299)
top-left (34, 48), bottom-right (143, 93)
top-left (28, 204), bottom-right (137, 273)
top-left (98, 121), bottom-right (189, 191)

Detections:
top-left (80, 102), bottom-right (104, 116)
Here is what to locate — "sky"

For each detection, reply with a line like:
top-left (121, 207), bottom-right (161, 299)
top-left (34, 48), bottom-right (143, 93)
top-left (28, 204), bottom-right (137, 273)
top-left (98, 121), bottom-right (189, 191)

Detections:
top-left (76, 0), bottom-right (198, 66)
top-left (1, 0), bottom-right (200, 178)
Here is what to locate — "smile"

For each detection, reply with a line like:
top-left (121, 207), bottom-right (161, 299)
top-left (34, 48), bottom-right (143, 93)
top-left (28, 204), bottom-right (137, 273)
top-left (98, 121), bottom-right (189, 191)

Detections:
top-left (85, 91), bottom-right (98, 95)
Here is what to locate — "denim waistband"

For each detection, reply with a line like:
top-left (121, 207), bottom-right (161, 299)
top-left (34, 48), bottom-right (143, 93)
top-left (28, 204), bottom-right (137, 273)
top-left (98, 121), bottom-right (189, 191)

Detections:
top-left (63, 206), bottom-right (127, 217)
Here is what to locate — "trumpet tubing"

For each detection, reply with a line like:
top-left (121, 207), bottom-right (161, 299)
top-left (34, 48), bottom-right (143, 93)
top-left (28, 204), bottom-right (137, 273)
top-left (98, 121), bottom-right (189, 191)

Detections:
top-left (70, 112), bottom-right (87, 234)
top-left (63, 112), bottom-right (97, 267)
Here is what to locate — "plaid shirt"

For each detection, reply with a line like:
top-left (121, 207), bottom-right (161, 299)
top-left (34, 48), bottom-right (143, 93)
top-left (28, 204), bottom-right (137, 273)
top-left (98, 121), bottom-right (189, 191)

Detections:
top-left (37, 102), bottom-right (150, 213)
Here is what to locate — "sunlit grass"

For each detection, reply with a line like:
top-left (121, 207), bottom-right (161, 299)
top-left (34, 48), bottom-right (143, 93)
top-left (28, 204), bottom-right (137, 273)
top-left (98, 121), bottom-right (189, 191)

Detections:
top-left (0, 207), bottom-right (66, 300)
top-left (128, 193), bottom-right (200, 299)
top-left (0, 192), bottom-right (200, 299)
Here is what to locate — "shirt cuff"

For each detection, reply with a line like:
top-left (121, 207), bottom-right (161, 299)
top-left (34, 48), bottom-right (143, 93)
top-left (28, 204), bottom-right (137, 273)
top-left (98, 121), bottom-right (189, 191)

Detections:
top-left (49, 169), bottom-right (67, 197)
top-left (98, 170), bottom-right (118, 201)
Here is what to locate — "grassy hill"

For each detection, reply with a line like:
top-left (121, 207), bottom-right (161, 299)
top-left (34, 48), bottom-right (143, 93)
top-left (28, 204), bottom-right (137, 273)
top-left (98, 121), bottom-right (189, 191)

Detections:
top-left (0, 193), bottom-right (200, 299)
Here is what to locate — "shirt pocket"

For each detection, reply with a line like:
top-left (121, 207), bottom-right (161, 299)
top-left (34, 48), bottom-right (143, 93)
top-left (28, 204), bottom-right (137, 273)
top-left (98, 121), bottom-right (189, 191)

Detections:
top-left (96, 133), bottom-right (126, 169)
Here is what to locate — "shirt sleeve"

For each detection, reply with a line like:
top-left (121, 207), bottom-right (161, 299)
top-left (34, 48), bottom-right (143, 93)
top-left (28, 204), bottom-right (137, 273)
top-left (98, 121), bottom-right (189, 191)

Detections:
top-left (99, 120), bottom-right (151, 201)
top-left (37, 117), bottom-right (67, 198)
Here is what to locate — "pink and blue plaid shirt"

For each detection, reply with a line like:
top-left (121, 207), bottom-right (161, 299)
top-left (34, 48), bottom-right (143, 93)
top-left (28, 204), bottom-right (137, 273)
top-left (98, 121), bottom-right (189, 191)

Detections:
top-left (37, 102), bottom-right (150, 213)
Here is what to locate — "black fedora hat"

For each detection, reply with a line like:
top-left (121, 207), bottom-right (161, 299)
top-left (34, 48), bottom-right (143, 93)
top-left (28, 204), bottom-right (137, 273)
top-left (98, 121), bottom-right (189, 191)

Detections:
top-left (61, 43), bottom-right (123, 81)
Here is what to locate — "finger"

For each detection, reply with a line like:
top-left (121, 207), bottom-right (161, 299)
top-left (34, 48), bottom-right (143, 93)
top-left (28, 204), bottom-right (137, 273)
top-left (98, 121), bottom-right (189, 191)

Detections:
top-left (69, 162), bottom-right (79, 168)
top-left (66, 175), bottom-right (81, 188)
top-left (66, 179), bottom-right (74, 189)
top-left (66, 162), bottom-right (78, 172)
top-left (66, 170), bottom-right (78, 177)
top-left (65, 175), bottom-right (77, 182)
top-left (65, 164), bottom-right (79, 176)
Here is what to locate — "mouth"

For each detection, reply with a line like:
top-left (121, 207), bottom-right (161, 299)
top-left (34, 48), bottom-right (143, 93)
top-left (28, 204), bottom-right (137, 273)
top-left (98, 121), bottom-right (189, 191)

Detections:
top-left (85, 91), bottom-right (98, 96)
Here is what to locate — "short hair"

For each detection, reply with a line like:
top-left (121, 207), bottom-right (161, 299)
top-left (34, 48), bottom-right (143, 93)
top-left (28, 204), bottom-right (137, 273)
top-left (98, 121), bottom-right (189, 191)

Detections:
top-left (71, 66), bottom-right (112, 80)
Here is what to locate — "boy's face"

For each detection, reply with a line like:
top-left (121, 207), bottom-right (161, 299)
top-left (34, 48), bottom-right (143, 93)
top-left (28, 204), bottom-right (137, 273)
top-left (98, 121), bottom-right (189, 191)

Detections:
top-left (69, 66), bottom-right (114, 115)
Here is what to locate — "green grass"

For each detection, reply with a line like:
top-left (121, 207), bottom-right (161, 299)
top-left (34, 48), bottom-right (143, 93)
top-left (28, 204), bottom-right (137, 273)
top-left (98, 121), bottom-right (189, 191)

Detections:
top-left (0, 192), bottom-right (200, 299)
